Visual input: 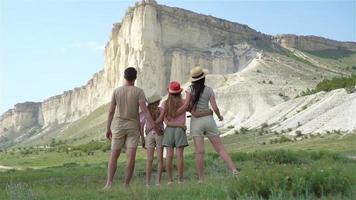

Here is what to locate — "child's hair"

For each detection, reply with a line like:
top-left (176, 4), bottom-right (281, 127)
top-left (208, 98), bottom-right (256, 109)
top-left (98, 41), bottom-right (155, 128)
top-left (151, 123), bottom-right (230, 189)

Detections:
top-left (166, 93), bottom-right (183, 118)
top-left (147, 101), bottom-right (160, 121)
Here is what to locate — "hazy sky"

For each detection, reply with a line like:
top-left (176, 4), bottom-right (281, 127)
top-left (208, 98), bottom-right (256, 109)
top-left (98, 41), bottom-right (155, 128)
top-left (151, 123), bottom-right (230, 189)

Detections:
top-left (1, 0), bottom-right (355, 113)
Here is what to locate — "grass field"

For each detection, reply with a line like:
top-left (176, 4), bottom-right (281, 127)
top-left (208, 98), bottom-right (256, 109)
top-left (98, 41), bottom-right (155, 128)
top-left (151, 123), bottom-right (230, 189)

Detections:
top-left (1, 129), bottom-right (355, 199)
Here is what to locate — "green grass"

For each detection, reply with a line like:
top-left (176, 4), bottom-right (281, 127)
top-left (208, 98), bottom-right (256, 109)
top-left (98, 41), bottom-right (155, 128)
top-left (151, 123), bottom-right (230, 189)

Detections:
top-left (304, 49), bottom-right (356, 72)
top-left (1, 150), bottom-right (355, 200)
top-left (307, 48), bottom-right (355, 60)
top-left (1, 130), bottom-right (356, 199)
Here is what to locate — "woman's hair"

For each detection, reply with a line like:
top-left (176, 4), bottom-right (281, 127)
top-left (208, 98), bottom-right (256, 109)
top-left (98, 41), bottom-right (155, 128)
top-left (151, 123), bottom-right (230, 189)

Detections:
top-left (191, 77), bottom-right (206, 110)
top-left (166, 93), bottom-right (183, 118)
top-left (147, 101), bottom-right (160, 121)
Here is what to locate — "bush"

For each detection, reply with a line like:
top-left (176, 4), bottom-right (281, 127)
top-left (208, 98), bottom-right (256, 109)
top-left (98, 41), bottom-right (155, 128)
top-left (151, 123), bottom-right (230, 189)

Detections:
top-left (299, 75), bottom-right (356, 96)
top-left (261, 122), bottom-right (268, 129)
top-left (240, 127), bottom-right (249, 134)
top-left (295, 130), bottom-right (302, 137)
top-left (227, 125), bottom-right (235, 129)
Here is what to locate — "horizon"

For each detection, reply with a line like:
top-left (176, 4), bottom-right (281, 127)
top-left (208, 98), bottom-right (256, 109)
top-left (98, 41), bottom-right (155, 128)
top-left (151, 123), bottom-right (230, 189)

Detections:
top-left (1, 0), bottom-right (355, 113)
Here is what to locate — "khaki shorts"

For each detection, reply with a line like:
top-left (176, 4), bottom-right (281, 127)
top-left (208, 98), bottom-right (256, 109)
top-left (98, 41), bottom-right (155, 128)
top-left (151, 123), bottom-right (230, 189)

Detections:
top-left (162, 127), bottom-right (188, 148)
top-left (190, 115), bottom-right (219, 137)
top-left (145, 131), bottom-right (163, 149)
top-left (111, 128), bottom-right (140, 150)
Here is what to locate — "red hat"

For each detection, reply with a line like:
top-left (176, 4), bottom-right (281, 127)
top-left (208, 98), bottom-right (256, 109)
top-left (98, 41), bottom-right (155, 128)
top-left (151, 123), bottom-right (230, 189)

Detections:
top-left (168, 81), bottom-right (183, 94)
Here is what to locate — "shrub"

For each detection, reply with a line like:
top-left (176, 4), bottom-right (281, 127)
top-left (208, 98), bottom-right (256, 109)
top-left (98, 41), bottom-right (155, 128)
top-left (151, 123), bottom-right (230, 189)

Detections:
top-left (268, 80), bottom-right (273, 84)
top-left (278, 135), bottom-right (292, 143)
top-left (295, 130), bottom-right (302, 137)
top-left (240, 127), bottom-right (249, 134)
top-left (261, 122), bottom-right (268, 129)
top-left (227, 125), bottom-right (235, 129)
top-left (299, 75), bottom-right (356, 96)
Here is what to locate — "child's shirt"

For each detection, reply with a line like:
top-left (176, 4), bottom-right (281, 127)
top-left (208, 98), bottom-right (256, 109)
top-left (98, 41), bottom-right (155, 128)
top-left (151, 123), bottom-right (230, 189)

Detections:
top-left (162, 100), bottom-right (186, 125)
top-left (139, 107), bottom-right (164, 135)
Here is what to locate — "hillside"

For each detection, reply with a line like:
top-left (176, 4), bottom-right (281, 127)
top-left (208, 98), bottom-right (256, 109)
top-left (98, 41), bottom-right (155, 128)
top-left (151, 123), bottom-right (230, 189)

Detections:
top-left (1, 0), bottom-right (355, 148)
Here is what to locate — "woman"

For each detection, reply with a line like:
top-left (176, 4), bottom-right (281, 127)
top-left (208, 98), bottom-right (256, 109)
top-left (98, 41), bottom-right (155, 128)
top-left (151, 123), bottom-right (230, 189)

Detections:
top-left (178, 66), bottom-right (238, 183)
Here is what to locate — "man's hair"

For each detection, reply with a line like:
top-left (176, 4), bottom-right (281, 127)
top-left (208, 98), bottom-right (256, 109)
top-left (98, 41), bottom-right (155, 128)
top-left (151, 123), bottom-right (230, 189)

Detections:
top-left (124, 67), bottom-right (137, 81)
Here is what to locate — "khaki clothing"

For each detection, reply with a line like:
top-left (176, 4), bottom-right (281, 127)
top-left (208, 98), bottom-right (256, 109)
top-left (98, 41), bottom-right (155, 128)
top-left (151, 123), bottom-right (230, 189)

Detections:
top-left (190, 115), bottom-right (219, 137)
top-left (110, 86), bottom-right (146, 149)
top-left (145, 131), bottom-right (164, 149)
top-left (111, 128), bottom-right (140, 150)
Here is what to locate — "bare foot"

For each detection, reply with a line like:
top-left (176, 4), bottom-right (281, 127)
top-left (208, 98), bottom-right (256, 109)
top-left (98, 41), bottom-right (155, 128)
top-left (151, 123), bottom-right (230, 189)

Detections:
top-left (102, 184), bottom-right (112, 191)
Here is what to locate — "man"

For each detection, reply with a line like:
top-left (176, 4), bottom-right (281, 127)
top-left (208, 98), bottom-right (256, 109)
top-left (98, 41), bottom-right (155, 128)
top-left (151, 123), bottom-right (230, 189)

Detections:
top-left (103, 67), bottom-right (161, 189)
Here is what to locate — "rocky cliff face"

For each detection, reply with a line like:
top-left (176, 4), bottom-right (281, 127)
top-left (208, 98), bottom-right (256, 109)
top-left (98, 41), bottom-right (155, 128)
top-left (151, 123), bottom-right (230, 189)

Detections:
top-left (1, 0), bottom-right (271, 132)
top-left (0, 102), bottom-right (42, 133)
top-left (273, 34), bottom-right (356, 51)
top-left (1, 0), bottom-right (355, 146)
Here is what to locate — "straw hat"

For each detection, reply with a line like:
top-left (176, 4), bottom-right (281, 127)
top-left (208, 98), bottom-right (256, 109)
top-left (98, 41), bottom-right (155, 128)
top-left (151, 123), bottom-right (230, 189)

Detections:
top-left (189, 66), bottom-right (208, 82)
top-left (147, 92), bottom-right (162, 104)
top-left (168, 81), bottom-right (183, 94)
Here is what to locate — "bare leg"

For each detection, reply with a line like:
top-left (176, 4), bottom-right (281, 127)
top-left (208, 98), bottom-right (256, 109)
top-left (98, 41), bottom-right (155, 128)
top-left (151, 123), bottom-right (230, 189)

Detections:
top-left (124, 147), bottom-right (137, 187)
top-left (103, 149), bottom-right (121, 189)
top-left (166, 147), bottom-right (174, 184)
top-left (176, 147), bottom-right (185, 183)
top-left (146, 148), bottom-right (154, 185)
top-left (156, 146), bottom-right (164, 185)
top-left (193, 136), bottom-right (205, 182)
top-left (208, 135), bottom-right (236, 172)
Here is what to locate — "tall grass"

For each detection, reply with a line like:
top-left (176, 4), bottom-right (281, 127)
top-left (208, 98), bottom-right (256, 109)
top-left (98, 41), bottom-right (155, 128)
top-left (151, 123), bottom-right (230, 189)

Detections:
top-left (0, 150), bottom-right (355, 199)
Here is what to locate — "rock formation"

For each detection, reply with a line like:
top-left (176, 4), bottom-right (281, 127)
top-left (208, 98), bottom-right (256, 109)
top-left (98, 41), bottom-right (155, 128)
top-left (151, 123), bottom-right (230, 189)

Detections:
top-left (1, 0), bottom-right (355, 147)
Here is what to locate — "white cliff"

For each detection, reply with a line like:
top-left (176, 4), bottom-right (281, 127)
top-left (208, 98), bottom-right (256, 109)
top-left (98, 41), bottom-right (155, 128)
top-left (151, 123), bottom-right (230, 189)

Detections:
top-left (1, 0), bottom-right (355, 147)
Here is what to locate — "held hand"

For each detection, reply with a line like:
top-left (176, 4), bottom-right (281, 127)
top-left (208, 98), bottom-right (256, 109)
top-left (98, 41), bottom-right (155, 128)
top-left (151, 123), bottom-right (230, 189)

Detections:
top-left (106, 129), bottom-right (112, 140)
top-left (218, 115), bottom-right (224, 121)
top-left (141, 138), bottom-right (146, 149)
top-left (154, 125), bottom-right (163, 136)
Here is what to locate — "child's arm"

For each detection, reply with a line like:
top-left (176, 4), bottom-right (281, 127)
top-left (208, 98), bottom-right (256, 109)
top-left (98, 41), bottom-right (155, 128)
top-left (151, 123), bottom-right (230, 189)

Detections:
top-left (164, 118), bottom-right (186, 130)
top-left (155, 102), bottom-right (166, 124)
top-left (191, 109), bottom-right (213, 118)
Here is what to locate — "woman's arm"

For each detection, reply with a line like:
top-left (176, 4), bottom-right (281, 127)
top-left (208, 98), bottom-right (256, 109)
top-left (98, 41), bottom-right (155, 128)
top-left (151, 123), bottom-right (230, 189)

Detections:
top-left (164, 118), bottom-right (186, 130)
top-left (171, 91), bottom-right (192, 118)
top-left (210, 95), bottom-right (223, 121)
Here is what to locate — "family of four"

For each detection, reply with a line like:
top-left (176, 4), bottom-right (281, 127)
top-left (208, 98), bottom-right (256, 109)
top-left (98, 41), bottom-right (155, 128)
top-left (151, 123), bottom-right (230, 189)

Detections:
top-left (103, 66), bottom-right (237, 189)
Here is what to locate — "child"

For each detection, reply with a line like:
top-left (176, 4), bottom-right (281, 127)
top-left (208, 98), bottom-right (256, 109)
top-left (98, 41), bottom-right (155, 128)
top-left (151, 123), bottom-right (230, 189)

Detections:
top-left (162, 81), bottom-right (188, 184)
top-left (140, 92), bottom-right (165, 186)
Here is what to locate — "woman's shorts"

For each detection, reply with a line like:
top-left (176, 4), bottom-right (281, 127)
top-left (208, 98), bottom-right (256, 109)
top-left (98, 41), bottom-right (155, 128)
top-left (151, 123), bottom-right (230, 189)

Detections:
top-left (190, 115), bottom-right (219, 137)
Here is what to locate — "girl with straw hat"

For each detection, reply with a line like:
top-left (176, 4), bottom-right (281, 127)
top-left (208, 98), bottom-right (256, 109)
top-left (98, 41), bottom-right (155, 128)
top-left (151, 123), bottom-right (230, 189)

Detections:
top-left (140, 92), bottom-right (165, 186)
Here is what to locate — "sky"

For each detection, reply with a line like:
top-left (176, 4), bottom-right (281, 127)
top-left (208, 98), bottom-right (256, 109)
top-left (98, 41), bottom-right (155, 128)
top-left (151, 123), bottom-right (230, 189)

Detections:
top-left (0, 0), bottom-right (355, 113)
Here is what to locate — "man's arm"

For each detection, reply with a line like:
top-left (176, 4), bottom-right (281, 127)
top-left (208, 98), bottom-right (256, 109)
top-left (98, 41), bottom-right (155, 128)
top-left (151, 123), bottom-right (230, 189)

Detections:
top-left (139, 121), bottom-right (146, 149)
top-left (106, 100), bottom-right (116, 140)
top-left (139, 101), bottom-right (162, 134)
top-left (210, 95), bottom-right (223, 121)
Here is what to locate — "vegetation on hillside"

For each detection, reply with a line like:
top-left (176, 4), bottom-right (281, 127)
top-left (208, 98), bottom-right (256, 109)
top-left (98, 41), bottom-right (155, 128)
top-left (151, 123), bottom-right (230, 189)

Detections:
top-left (299, 75), bottom-right (356, 96)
